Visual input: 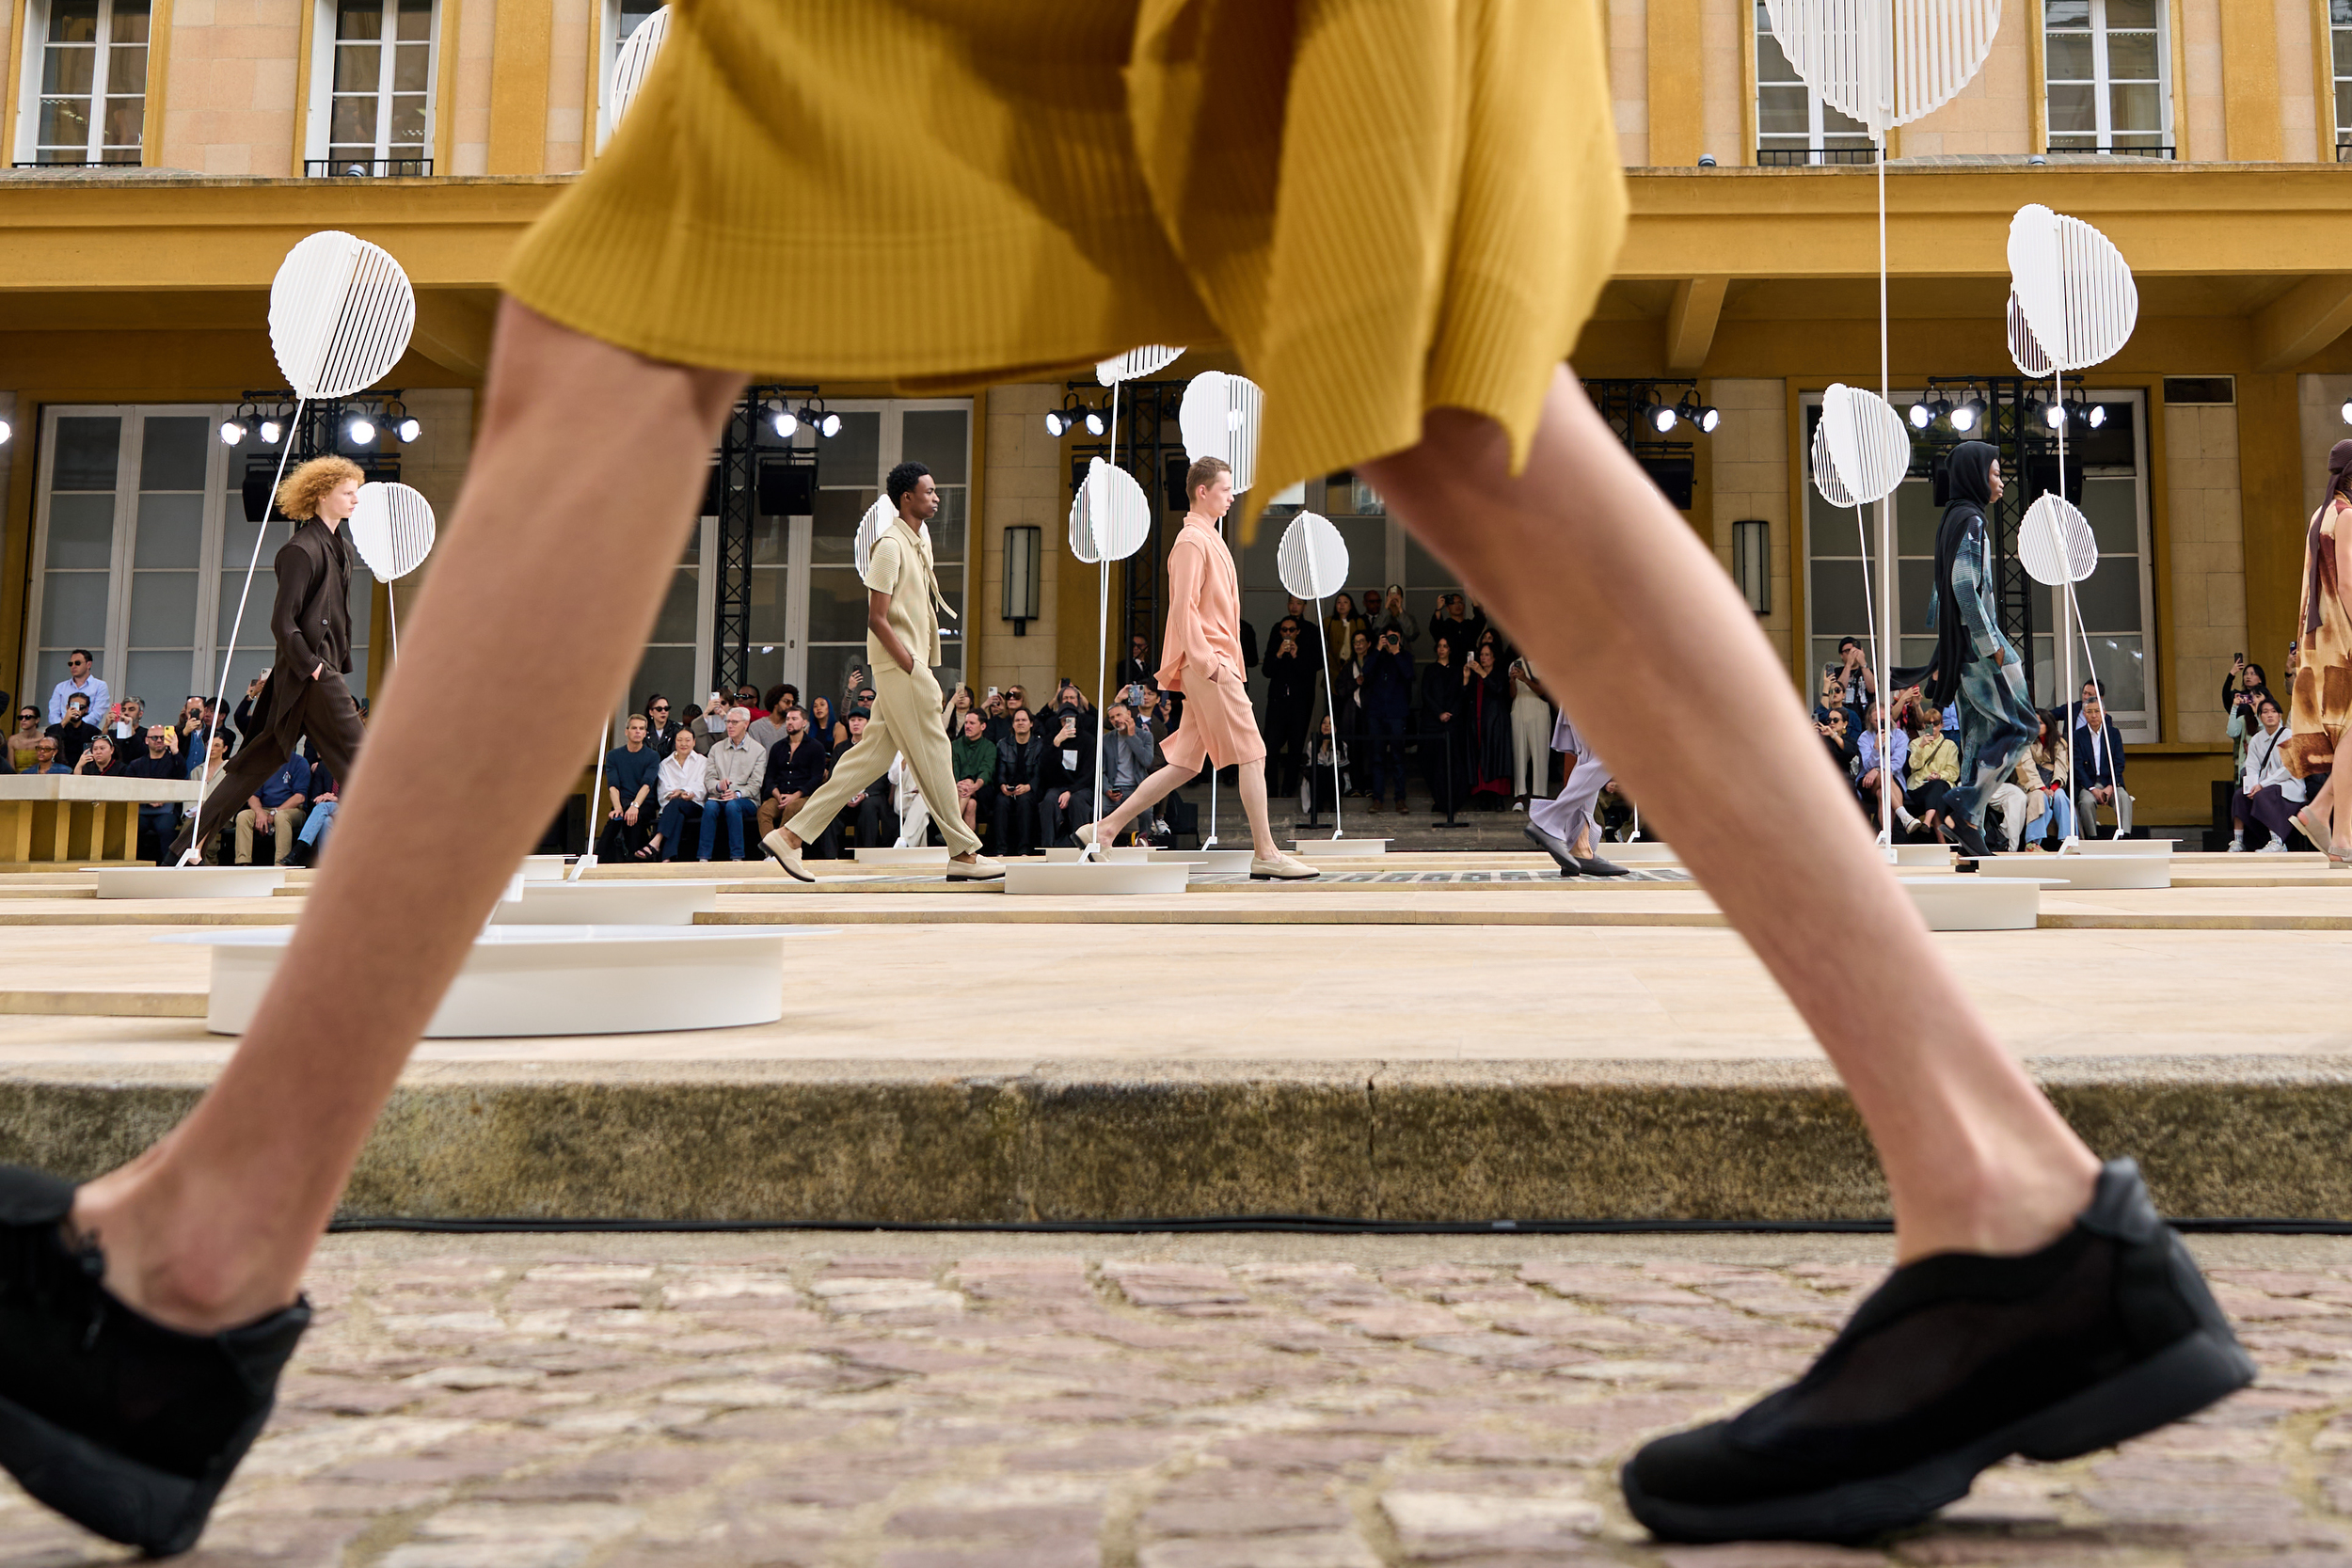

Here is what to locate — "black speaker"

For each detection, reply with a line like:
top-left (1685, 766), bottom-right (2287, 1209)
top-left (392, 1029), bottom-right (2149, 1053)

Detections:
top-left (243, 462), bottom-right (280, 523)
top-left (1164, 452), bottom-right (1190, 511)
top-left (1639, 453), bottom-right (1695, 511)
top-left (758, 460), bottom-right (816, 515)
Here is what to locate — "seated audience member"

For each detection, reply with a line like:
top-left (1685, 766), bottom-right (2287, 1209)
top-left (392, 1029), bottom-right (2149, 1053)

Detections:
top-left (755, 706), bottom-right (831, 854)
top-left (121, 725), bottom-right (186, 862)
top-left (1901, 700), bottom-right (1959, 840)
top-left (601, 714), bottom-right (661, 860)
top-left (8, 705), bottom-right (44, 772)
top-left (24, 736), bottom-right (67, 776)
top-left (72, 734), bottom-right (122, 777)
top-left (234, 751), bottom-right (310, 866)
top-left (2230, 696), bottom-right (2301, 853)
top-left (643, 694), bottom-right (679, 753)
top-left (889, 750), bottom-right (930, 847)
top-left (837, 712), bottom-right (900, 850)
top-left (699, 706), bottom-right (766, 861)
top-left (1096, 702), bottom-right (1155, 845)
top-left (104, 696), bottom-right (146, 748)
top-left (979, 689), bottom-right (1011, 744)
top-left (993, 707), bottom-right (1047, 856)
top-left (286, 761), bottom-right (338, 868)
top-left (2074, 690), bottom-right (2131, 837)
top-left (2021, 709), bottom-right (2075, 847)
top-left (1817, 704), bottom-right (1852, 773)
top-left (1851, 701), bottom-right (1905, 828)
top-left (805, 695), bottom-right (834, 753)
top-left (735, 684), bottom-right (768, 721)
top-left (1812, 666), bottom-right (1849, 730)
top-left (1038, 703), bottom-right (1098, 846)
top-left (46, 694), bottom-right (98, 769)
top-left (950, 709), bottom-right (998, 844)
top-left (648, 722), bottom-right (707, 862)
top-left (180, 734), bottom-right (230, 861)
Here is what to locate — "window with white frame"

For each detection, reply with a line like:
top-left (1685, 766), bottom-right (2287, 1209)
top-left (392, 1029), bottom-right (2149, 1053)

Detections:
top-left (27, 406), bottom-right (373, 720)
top-left (2044, 0), bottom-right (2171, 156)
top-left (19, 0), bottom-right (148, 166)
top-left (593, 0), bottom-right (664, 150)
top-left (1755, 1), bottom-right (1873, 165)
top-left (2331, 0), bottom-right (2352, 156)
top-left (312, 0), bottom-right (436, 175)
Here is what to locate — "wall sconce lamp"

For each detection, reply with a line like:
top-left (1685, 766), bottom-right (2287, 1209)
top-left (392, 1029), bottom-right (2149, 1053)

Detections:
top-left (1733, 519), bottom-right (1770, 615)
top-left (1002, 525), bottom-right (1041, 635)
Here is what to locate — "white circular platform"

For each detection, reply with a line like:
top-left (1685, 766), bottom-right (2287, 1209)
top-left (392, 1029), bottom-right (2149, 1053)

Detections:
top-left (853, 847), bottom-right (948, 866)
top-left (1900, 875), bottom-right (2061, 931)
top-left (1292, 838), bottom-right (1388, 858)
top-left (160, 924), bottom-right (804, 1037)
top-left (487, 880), bottom-right (721, 925)
top-left (1979, 848), bottom-right (2168, 890)
top-left (2069, 838), bottom-right (2174, 858)
top-left (1003, 861), bottom-right (1190, 895)
top-left (88, 865), bottom-right (285, 899)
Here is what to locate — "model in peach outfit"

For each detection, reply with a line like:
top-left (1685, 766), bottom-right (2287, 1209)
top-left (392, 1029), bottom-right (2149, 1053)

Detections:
top-left (1085, 456), bottom-right (1318, 879)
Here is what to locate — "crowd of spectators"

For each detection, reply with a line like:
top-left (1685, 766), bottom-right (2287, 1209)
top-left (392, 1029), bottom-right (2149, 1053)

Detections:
top-left (1, 651), bottom-right (345, 866)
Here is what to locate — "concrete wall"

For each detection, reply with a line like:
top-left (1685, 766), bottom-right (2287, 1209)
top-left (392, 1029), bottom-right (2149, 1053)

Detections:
top-left (974, 384), bottom-right (1065, 710)
top-left (2162, 404), bottom-right (2249, 745)
top-left (156, 0), bottom-right (303, 175)
top-left (1608, 0), bottom-right (1650, 166)
top-left (542, 0), bottom-right (589, 173)
top-left (1897, 8), bottom-right (2036, 157)
top-left (1706, 378), bottom-right (1792, 669)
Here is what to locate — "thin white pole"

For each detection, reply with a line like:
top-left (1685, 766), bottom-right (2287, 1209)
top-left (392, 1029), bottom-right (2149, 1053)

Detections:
top-left (183, 400), bottom-right (306, 864)
top-left (572, 713), bottom-right (610, 879)
top-left (1312, 594), bottom-right (1343, 840)
top-left (2055, 368), bottom-right (2077, 846)
top-left (1088, 379), bottom-right (1119, 856)
top-left (1874, 118), bottom-right (1894, 849)
top-left (386, 583), bottom-right (398, 662)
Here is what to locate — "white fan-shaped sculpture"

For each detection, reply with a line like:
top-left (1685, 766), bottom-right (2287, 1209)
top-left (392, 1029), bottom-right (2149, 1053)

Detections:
top-left (1763, 0), bottom-right (2003, 135)
top-left (610, 6), bottom-right (671, 131)
top-left (2007, 204), bottom-right (2137, 372)
top-left (853, 496), bottom-right (893, 578)
top-left (268, 231), bottom-right (416, 400)
top-left (1278, 511), bottom-right (1349, 600)
top-left (1813, 384), bottom-right (1910, 509)
top-left (2006, 291), bottom-right (2053, 378)
top-left (1096, 345), bottom-right (1184, 386)
top-left (1068, 457), bottom-right (1152, 565)
top-left (1179, 371), bottom-right (1265, 495)
top-left (348, 481), bottom-right (436, 580)
top-left (2017, 494), bottom-right (2097, 587)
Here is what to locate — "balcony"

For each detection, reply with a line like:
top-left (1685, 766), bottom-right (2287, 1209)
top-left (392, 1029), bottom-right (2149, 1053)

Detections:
top-left (2045, 143), bottom-right (2176, 160)
top-left (305, 157), bottom-right (435, 179)
top-left (1756, 147), bottom-right (1878, 167)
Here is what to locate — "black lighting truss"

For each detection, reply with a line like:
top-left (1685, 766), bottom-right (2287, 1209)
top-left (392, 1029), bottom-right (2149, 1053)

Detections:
top-left (1061, 377), bottom-right (1189, 671)
top-left (710, 384), bottom-right (821, 694)
top-left (232, 390), bottom-right (411, 520)
top-left (1581, 378), bottom-right (1702, 509)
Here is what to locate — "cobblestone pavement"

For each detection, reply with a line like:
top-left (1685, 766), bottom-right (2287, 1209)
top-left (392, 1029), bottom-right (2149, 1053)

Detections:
top-left (7, 1232), bottom-right (2350, 1568)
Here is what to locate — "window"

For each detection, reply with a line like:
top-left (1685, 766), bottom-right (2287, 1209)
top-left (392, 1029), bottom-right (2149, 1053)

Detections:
top-left (27, 406), bottom-right (373, 718)
top-left (1755, 1), bottom-right (1873, 166)
top-left (2332, 1), bottom-right (2352, 158)
top-left (310, 0), bottom-right (436, 176)
top-left (2044, 0), bottom-right (2170, 156)
top-left (593, 0), bottom-right (664, 150)
top-left (22, 0), bottom-right (148, 166)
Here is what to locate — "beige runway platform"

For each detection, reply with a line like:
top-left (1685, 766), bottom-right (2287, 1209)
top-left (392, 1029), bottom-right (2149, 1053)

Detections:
top-left (0, 849), bottom-right (2345, 1223)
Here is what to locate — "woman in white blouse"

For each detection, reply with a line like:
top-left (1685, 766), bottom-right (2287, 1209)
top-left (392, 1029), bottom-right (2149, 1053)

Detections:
top-left (645, 723), bottom-right (708, 861)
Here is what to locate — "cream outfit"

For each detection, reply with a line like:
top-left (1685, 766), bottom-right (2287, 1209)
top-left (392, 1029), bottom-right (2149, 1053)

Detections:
top-left (785, 516), bottom-right (979, 857)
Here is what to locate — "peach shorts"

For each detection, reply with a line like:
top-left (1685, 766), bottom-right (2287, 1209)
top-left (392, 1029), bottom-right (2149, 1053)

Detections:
top-left (1162, 664), bottom-right (1266, 773)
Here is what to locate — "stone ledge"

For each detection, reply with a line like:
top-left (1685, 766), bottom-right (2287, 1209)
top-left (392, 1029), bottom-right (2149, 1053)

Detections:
top-left (0, 1056), bottom-right (2344, 1225)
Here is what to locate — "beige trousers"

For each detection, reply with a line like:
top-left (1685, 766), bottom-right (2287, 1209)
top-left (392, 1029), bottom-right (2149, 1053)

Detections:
top-left (235, 804), bottom-right (307, 863)
top-left (785, 658), bottom-right (979, 857)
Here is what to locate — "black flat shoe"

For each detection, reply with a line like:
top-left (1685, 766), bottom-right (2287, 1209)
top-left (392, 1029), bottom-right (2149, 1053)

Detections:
top-left (0, 1165), bottom-right (310, 1557)
top-left (1947, 816), bottom-right (1991, 860)
top-left (1521, 823), bottom-right (1581, 877)
top-left (1622, 1160), bottom-right (2253, 1545)
top-left (1574, 854), bottom-right (1632, 878)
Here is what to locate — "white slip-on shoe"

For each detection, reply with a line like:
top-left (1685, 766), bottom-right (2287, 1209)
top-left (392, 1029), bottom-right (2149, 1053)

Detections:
top-left (946, 854), bottom-right (1006, 881)
top-left (759, 829), bottom-right (814, 882)
top-left (1249, 852), bottom-right (1320, 880)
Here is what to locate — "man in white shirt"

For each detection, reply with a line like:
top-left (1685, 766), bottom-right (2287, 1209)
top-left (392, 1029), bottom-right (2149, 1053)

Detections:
top-left (697, 707), bottom-right (766, 860)
top-left (48, 650), bottom-right (108, 727)
top-left (2230, 696), bottom-right (2302, 852)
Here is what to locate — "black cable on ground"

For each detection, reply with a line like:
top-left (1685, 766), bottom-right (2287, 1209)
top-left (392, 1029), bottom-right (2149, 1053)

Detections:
top-left (326, 1214), bottom-right (2352, 1236)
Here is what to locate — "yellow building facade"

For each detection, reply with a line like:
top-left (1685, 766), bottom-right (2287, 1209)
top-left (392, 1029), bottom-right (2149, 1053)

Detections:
top-left (4, 0), bottom-right (2351, 826)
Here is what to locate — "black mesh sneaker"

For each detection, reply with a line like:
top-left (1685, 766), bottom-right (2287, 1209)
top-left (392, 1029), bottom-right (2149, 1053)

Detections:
top-left (0, 1164), bottom-right (310, 1556)
top-left (1622, 1160), bottom-right (2254, 1544)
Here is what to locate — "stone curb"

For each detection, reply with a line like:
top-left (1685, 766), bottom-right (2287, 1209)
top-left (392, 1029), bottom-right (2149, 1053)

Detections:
top-left (0, 1056), bottom-right (2346, 1224)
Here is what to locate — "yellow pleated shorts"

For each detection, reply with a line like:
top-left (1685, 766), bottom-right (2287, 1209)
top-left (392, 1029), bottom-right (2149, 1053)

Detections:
top-left (505, 0), bottom-right (1629, 524)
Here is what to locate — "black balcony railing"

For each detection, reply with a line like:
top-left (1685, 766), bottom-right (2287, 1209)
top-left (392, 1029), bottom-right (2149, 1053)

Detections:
top-left (2046, 142), bottom-right (2176, 159)
top-left (10, 153), bottom-right (143, 167)
top-left (2339, 138), bottom-right (2352, 163)
top-left (305, 157), bottom-right (434, 178)
top-left (1756, 146), bottom-right (1879, 166)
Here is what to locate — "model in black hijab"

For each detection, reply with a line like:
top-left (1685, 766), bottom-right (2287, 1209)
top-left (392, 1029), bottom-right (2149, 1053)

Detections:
top-left (1890, 440), bottom-right (2035, 857)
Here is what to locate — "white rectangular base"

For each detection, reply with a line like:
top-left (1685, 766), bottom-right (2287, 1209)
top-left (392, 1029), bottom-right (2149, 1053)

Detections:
top-left (520, 854), bottom-right (570, 881)
top-left (1899, 875), bottom-right (2054, 931)
top-left (1003, 862), bottom-right (1190, 895)
top-left (2068, 838), bottom-right (2175, 858)
top-left (1166, 848), bottom-right (1254, 874)
top-left (88, 866), bottom-right (284, 899)
top-left (854, 847), bottom-right (949, 865)
top-left (1603, 841), bottom-right (1678, 863)
top-left (488, 880), bottom-right (721, 925)
top-left (2051, 849), bottom-right (2170, 889)
top-left (1045, 846), bottom-right (1152, 863)
top-left (1292, 838), bottom-right (1388, 857)
top-left (163, 925), bottom-right (792, 1037)
top-left (1885, 844), bottom-right (1954, 867)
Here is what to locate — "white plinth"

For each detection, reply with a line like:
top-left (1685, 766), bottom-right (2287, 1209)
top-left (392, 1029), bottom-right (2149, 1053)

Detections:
top-left (1885, 843), bottom-right (1955, 868)
top-left (161, 924), bottom-right (794, 1037)
top-left (1003, 861), bottom-right (1189, 895)
top-left (1165, 848), bottom-right (1254, 874)
top-left (1603, 841), bottom-right (1678, 863)
top-left (1045, 846), bottom-right (1152, 863)
top-left (1293, 838), bottom-right (1389, 857)
top-left (2069, 838), bottom-right (2174, 858)
top-left (854, 847), bottom-right (949, 866)
top-left (1900, 875), bottom-right (2058, 931)
top-left (88, 865), bottom-right (284, 899)
top-left (520, 855), bottom-right (570, 881)
top-left (2051, 846), bottom-right (2170, 889)
top-left (488, 880), bottom-right (721, 925)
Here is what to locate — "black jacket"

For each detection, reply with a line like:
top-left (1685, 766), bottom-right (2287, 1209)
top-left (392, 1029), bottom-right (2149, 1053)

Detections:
top-left (1262, 640), bottom-right (1318, 705)
top-left (761, 733), bottom-right (829, 798)
top-left (1039, 710), bottom-right (1097, 794)
top-left (2073, 721), bottom-right (2127, 791)
top-left (997, 734), bottom-right (1047, 790)
top-left (273, 518), bottom-right (355, 678)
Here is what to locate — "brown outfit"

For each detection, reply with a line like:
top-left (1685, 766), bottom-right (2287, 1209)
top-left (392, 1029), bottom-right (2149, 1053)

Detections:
top-left (2287, 496), bottom-right (2352, 779)
top-left (168, 518), bottom-right (368, 863)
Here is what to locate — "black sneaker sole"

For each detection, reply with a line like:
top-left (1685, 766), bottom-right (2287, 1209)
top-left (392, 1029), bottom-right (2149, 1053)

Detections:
top-left (0, 1381), bottom-right (236, 1557)
top-left (1621, 1323), bottom-right (2255, 1544)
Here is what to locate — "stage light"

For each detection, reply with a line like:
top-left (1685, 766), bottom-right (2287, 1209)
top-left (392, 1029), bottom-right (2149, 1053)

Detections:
top-left (1673, 395), bottom-right (1718, 435)
top-left (219, 420), bottom-right (246, 446)
top-left (1043, 409), bottom-right (1070, 437)
top-left (772, 408), bottom-right (799, 438)
top-left (1695, 404), bottom-right (1721, 434)
top-left (259, 420), bottom-right (282, 444)
top-left (2342, 398), bottom-right (2352, 425)
top-left (1641, 399), bottom-right (1677, 435)
top-left (818, 412), bottom-right (842, 438)
top-left (0, 420), bottom-right (10, 445)
top-left (2042, 401), bottom-right (2065, 430)
top-left (1909, 398), bottom-right (1933, 429)
top-left (1950, 398), bottom-right (1981, 434)
top-left (348, 417), bottom-right (376, 444)
top-left (2087, 404), bottom-right (2106, 429)
top-left (397, 418), bottom-right (421, 442)
top-left (1083, 410), bottom-right (1106, 436)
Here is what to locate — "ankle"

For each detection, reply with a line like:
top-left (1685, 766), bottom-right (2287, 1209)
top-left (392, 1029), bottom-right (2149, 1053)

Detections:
top-left (72, 1176), bottom-right (294, 1334)
top-left (1890, 1141), bottom-right (2100, 1263)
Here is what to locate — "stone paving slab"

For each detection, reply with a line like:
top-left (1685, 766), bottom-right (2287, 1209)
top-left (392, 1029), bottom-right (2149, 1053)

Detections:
top-left (3, 1229), bottom-right (2343, 1568)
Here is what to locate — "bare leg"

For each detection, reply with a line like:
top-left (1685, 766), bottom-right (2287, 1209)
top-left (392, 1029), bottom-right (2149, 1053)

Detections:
top-left (1096, 758), bottom-right (1282, 857)
top-left (72, 301), bottom-right (746, 1330)
top-left (1363, 371), bottom-right (2097, 1262)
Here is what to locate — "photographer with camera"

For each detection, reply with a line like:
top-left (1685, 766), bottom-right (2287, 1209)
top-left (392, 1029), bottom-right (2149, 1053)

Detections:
top-left (1262, 615), bottom-right (1316, 796)
top-left (1361, 626), bottom-right (1415, 811)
